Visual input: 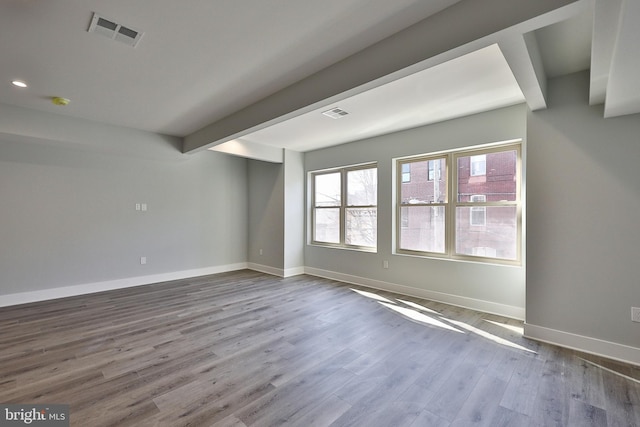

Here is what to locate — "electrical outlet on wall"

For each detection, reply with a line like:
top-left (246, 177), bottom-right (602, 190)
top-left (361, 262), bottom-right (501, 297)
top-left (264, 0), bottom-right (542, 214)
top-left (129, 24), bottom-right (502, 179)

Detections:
top-left (632, 307), bottom-right (640, 323)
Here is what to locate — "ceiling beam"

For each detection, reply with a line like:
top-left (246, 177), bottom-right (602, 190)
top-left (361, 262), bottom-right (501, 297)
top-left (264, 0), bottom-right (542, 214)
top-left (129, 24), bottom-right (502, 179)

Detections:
top-left (590, 0), bottom-right (622, 106)
top-left (209, 139), bottom-right (283, 163)
top-left (184, 0), bottom-right (583, 154)
top-left (499, 32), bottom-right (547, 111)
top-left (603, 0), bottom-right (640, 118)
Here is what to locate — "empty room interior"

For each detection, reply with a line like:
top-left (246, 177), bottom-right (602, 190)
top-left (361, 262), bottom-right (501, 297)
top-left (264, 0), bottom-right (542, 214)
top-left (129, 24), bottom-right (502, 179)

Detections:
top-left (1, 0), bottom-right (639, 426)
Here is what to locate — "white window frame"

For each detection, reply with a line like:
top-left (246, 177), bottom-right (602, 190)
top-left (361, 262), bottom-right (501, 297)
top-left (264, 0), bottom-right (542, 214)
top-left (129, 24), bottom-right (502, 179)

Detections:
top-left (311, 163), bottom-right (377, 251)
top-left (396, 142), bottom-right (521, 265)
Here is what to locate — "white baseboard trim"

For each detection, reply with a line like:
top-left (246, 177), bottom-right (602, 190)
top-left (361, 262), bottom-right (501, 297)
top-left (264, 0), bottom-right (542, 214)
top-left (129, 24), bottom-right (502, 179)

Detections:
top-left (304, 267), bottom-right (525, 320)
top-left (247, 263), bottom-right (284, 277)
top-left (0, 263), bottom-right (248, 308)
top-left (524, 323), bottom-right (640, 367)
top-left (247, 263), bottom-right (305, 278)
top-left (283, 266), bottom-right (305, 277)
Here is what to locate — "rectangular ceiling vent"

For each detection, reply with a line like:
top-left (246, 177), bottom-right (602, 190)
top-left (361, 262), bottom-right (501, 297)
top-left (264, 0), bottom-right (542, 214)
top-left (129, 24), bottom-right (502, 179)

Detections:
top-left (88, 13), bottom-right (143, 47)
top-left (322, 107), bottom-right (349, 119)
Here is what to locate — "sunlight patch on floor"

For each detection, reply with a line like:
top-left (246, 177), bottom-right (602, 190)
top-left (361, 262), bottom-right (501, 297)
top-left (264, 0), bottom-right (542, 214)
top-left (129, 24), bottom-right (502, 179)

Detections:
top-left (396, 299), bottom-right (439, 314)
top-left (447, 318), bottom-right (536, 353)
top-left (379, 302), bottom-right (464, 333)
top-left (350, 287), bottom-right (536, 354)
top-left (350, 288), bottom-right (394, 303)
top-left (485, 319), bottom-right (524, 335)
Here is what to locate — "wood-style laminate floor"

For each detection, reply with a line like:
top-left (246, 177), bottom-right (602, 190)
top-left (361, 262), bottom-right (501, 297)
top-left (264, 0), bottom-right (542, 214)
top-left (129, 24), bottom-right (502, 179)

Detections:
top-left (1, 270), bottom-right (639, 426)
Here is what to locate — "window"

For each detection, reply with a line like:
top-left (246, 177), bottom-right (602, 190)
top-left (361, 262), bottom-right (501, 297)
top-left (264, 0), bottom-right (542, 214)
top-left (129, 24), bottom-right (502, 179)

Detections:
top-left (470, 154), bottom-right (486, 176)
top-left (469, 195), bottom-right (486, 226)
top-left (397, 143), bottom-right (520, 264)
top-left (401, 163), bottom-right (411, 182)
top-left (312, 164), bottom-right (377, 250)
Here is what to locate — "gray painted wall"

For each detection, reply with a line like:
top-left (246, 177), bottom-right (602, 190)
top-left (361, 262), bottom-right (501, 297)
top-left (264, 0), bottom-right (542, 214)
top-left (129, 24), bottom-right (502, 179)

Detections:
top-left (526, 71), bottom-right (640, 348)
top-left (247, 159), bottom-right (285, 269)
top-left (247, 150), bottom-right (304, 274)
top-left (0, 111), bottom-right (248, 296)
top-left (304, 104), bottom-right (527, 312)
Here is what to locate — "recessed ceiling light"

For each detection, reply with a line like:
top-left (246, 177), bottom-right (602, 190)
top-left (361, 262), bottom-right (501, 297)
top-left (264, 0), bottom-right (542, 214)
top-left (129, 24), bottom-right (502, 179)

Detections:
top-left (12, 80), bottom-right (27, 88)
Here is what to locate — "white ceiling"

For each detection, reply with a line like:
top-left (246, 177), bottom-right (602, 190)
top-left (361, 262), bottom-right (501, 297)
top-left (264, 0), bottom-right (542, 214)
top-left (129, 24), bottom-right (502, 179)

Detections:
top-left (1, 0), bottom-right (638, 159)
top-left (0, 0), bottom-right (461, 136)
top-left (240, 44), bottom-right (526, 152)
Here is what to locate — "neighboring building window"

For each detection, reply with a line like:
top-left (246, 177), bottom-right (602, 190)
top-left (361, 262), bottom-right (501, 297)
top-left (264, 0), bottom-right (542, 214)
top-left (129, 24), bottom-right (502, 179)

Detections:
top-left (401, 163), bottom-right (411, 182)
top-left (427, 160), bottom-right (440, 181)
top-left (312, 164), bottom-right (377, 250)
top-left (397, 143), bottom-right (520, 264)
top-left (400, 208), bottom-right (409, 228)
top-left (470, 154), bottom-right (486, 176)
top-left (469, 195), bottom-right (486, 226)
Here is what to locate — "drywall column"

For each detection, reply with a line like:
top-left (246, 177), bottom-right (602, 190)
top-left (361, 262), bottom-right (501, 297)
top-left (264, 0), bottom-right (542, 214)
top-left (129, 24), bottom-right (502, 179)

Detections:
top-left (283, 149), bottom-right (305, 276)
top-left (525, 71), bottom-right (640, 363)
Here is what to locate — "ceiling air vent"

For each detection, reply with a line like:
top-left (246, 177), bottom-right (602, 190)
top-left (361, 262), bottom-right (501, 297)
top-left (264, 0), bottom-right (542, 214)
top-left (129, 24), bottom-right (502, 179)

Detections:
top-left (88, 13), bottom-right (143, 47)
top-left (322, 107), bottom-right (349, 119)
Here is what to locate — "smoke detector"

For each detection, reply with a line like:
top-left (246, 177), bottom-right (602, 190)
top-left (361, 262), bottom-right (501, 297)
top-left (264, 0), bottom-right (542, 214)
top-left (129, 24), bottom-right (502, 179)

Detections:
top-left (51, 97), bottom-right (70, 106)
top-left (88, 13), bottom-right (143, 47)
top-left (322, 107), bottom-right (349, 119)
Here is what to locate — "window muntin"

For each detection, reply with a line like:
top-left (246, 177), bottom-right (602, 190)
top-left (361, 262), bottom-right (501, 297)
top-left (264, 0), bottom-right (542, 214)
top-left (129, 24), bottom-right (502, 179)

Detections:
top-left (312, 164), bottom-right (377, 250)
top-left (397, 144), bottom-right (520, 264)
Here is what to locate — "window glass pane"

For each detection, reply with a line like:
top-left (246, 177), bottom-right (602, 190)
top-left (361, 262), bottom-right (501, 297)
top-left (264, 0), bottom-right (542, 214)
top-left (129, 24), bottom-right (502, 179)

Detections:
top-left (347, 168), bottom-right (377, 206)
top-left (346, 208), bottom-right (377, 247)
top-left (399, 206), bottom-right (445, 253)
top-left (400, 158), bottom-right (446, 204)
top-left (457, 150), bottom-right (517, 202)
top-left (315, 173), bottom-right (341, 207)
top-left (314, 208), bottom-right (340, 243)
top-left (455, 206), bottom-right (517, 260)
